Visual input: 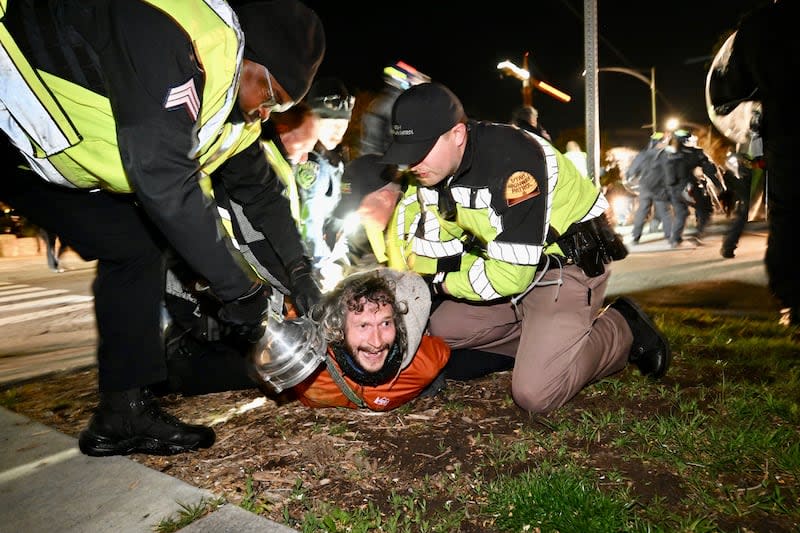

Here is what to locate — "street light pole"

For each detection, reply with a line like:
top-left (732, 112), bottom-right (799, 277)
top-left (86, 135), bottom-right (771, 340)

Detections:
top-left (597, 66), bottom-right (657, 134)
top-left (522, 52), bottom-right (532, 106)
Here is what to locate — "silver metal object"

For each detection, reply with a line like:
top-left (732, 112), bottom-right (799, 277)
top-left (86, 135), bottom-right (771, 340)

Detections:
top-left (248, 300), bottom-right (327, 393)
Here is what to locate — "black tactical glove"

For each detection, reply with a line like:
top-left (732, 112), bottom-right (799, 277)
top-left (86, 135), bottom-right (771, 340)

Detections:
top-left (218, 282), bottom-right (271, 343)
top-left (287, 256), bottom-right (322, 316)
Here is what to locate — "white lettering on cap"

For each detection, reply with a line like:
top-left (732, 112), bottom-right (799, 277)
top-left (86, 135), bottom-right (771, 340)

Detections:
top-left (392, 124), bottom-right (415, 136)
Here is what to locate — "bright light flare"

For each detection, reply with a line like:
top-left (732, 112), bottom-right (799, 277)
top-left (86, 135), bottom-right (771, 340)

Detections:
top-left (496, 60), bottom-right (530, 81)
top-left (319, 260), bottom-right (345, 293)
top-left (610, 195), bottom-right (633, 226)
top-left (665, 117), bottom-right (680, 132)
top-left (342, 211), bottom-right (362, 236)
top-left (536, 81), bottom-right (571, 102)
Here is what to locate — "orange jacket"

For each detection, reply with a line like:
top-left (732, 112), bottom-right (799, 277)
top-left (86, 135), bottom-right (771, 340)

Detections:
top-left (293, 335), bottom-right (450, 411)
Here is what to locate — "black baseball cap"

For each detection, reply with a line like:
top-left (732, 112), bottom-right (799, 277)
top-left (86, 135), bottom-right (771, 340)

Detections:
top-left (381, 82), bottom-right (465, 165)
top-left (235, 0), bottom-right (326, 102)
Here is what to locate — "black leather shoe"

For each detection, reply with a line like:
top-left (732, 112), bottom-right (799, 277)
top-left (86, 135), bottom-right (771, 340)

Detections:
top-left (78, 388), bottom-right (215, 457)
top-left (610, 297), bottom-right (671, 379)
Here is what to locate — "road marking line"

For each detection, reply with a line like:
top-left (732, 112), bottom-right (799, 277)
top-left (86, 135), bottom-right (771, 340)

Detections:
top-left (0, 448), bottom-right (81, 484)
top-left (0, 284), bottom-right (31, 292)
top-left (0, 287), bottom-right (49, 297)
top-left (0, 289), bottom-right (68, 303)
top-left (0, 297), bottom-right (93, 320)
top-left (0, 301), bottom-right (94, 326)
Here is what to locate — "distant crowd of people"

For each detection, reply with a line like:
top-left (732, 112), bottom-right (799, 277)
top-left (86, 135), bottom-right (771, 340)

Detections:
top-left (624, 129), bottom-right (731, 251)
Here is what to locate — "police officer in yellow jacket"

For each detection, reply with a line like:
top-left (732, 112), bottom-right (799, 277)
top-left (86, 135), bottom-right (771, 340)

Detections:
top-left (382, 82), bottom-right (670, 414)
top-left (0, 0), bottom-right (324, 456)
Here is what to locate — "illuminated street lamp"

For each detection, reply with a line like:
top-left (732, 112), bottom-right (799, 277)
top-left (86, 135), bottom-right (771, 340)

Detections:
top-left (594, 67), bottom-right (656, 134)
top-left (665, 116), bottom-right (680, 132)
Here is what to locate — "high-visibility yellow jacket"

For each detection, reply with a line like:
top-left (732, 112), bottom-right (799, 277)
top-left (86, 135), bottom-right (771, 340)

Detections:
top-left (386, 121), bottom-right (608, 301)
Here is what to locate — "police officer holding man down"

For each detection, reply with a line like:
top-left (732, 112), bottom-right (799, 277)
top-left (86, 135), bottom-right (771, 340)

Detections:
top-left (381, 82), bottom-right (671, 413)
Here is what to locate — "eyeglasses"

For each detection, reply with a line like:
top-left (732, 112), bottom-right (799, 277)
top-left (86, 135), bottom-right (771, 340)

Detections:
top-left (263, 66), bottom-right (294, 113)
top-left (317, 94), bottom-right (355, 112)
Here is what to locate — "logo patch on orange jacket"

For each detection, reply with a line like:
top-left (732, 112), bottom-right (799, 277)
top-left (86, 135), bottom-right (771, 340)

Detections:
top-left (505, 171), bottom-right (540, 207)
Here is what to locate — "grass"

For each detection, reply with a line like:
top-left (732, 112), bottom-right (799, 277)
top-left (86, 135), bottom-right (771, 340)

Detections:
top-left (154, 497), bottom-right (225, 533)
top-left (279, 305), bottom-right (800, 532)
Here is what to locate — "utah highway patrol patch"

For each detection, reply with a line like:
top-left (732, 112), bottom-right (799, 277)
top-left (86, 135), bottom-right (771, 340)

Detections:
top-left (504, 171), bottom-right (540, 207)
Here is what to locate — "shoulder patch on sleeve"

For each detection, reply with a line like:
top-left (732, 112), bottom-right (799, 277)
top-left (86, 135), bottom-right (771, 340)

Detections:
top-left (504, 171), bottom-right (540, 207)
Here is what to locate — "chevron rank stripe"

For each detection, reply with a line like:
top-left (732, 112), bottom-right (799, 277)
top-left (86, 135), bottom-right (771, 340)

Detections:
top-left (164, 78), bottom-right (200, 120)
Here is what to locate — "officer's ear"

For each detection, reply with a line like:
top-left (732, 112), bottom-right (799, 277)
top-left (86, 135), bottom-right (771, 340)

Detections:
top-left (451, 122), bottom-right (468, 147)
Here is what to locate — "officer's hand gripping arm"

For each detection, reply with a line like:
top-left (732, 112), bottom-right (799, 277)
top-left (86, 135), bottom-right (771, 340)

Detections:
top-left (218, 282), bottom-right (272, 343)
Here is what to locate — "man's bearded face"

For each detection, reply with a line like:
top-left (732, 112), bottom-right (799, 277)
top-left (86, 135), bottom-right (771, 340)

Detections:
top-left (343, 299), bottom-right (396, 373)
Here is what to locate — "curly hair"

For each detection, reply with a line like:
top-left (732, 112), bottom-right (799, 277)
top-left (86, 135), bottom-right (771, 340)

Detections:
top-left (314, 270), bottom-right (408, 354)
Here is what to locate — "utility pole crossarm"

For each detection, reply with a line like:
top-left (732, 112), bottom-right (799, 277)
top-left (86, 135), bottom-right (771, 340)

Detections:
top-left (497, 55), bottom-right (572, 104)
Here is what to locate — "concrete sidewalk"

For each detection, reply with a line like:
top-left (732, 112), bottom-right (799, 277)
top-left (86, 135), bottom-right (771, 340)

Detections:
top-left (0, 406), bottom-right (298, 532)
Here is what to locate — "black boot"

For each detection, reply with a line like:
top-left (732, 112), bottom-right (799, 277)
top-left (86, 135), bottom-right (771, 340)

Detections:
top-left (78, 388), bottom-right (215, 457)
top-left (610, 297), bottom-right (671, 379)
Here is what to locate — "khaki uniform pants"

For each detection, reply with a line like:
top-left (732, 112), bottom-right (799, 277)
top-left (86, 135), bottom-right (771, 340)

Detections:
top-left (429, 264), bottom-right (632, 413)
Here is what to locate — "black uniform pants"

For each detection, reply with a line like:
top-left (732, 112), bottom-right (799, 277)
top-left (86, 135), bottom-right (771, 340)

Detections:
top-left (721, 165), bottom-right (753, 254)
top-left (764, 141), bottom-right (799, 310)
top-left (0, 172), bottom-right (167, 392)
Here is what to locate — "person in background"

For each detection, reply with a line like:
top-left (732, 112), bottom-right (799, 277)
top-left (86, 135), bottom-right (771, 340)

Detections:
top-left (663, 130), bottom-right (722, 247)
top-left (0, 0), bottom-right (325, 456)
top-left (157, 268), bottom-right (450, 412)
top-left (627, 134), bottom-right (673, 245)
top-left (720, 146), bottom-right (766, 259)
top-left (359, 61), bottom-right (430, 156)
top-left (510, 105), bottom-right (552, 142)
top-left (38, 228), bottom-right (68, 273)
top-left (564, 140), bottom-right (589, 178)
top-left (381, 82), bottom-right (670, 414)
top-left (261, 103), bottom-right (321, 226)
top-left (295, 77), bottom-right (355, 264)
top-left (327, 153), bottom-right (404, 270)
top-left (269, 103), bottom-right (322, 165)
top-left (707, 0), bottom-right (800, 326)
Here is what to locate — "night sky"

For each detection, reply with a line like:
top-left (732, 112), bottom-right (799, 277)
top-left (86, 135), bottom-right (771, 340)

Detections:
top-left (302, 0), bottom-right (764, 147)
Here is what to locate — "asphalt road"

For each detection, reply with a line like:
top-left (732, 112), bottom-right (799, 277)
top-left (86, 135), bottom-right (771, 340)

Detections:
top-left (0, 219), bottom-right (771, 388)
